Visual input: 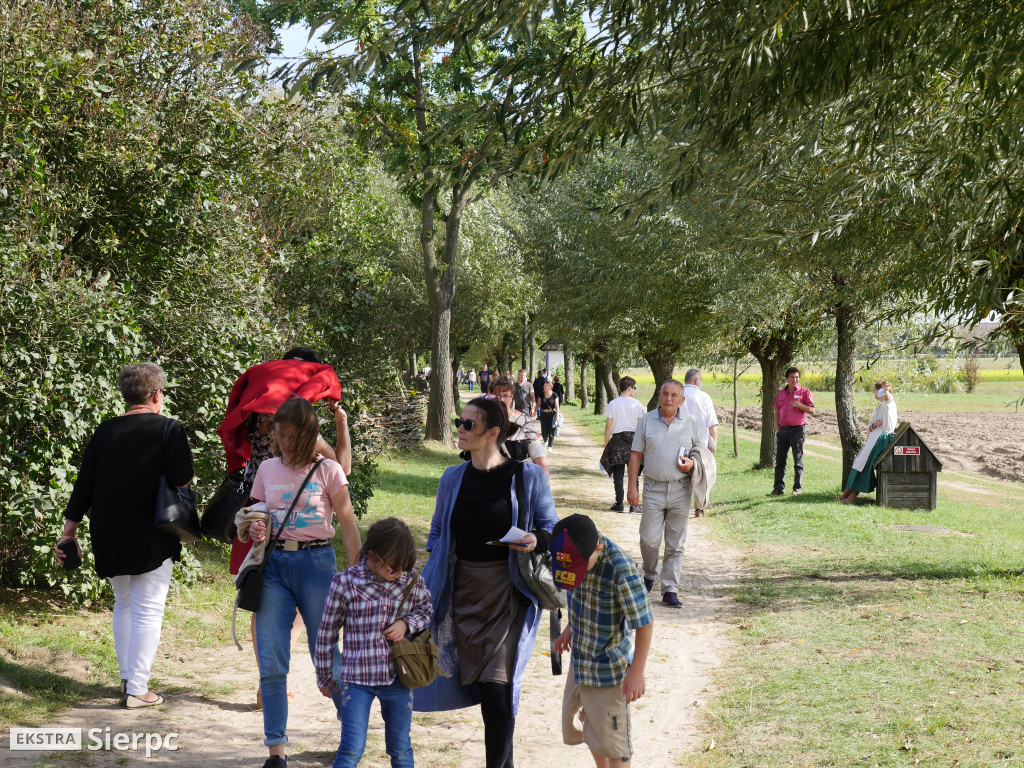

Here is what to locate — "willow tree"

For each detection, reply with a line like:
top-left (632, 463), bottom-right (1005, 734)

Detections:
top-left (267, 2), bottom-right (583, 444)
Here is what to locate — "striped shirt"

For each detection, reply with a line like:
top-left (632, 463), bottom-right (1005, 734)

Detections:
top-left (567, 537), bottom-right (653, 687)
top-left (314, 561), bottom-right (433, 688)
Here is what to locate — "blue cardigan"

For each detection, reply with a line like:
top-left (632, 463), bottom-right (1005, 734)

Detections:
top-left (413, 460), bottom-right (558, 715)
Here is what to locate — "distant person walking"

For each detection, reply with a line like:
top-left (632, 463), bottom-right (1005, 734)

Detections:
top-left (513, 370), bottom-right (534, 415)
top-left (627, 379), bottom-right (706, 608)
top-left (479, 364), bottom-right (492, 393)
top-left (837, 381), bottom-right (898, 503)
top-left (532, 370), bottom-right (547, 416)
top-left (468, 368), bottom-right (477, 392)
top-left (551, 374), bottom-right (565, 404)
top-left (681, 369), bottom-right (719, 517)
top-left (601, 377), bottom-right (646, 513)
top-left (537, 380), bottom-right (560, 452)
top-left (491, 374), bottom-right (550, 477)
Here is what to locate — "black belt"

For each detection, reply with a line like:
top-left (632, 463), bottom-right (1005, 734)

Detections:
top-left (275, 539), bottom-right (331, 551)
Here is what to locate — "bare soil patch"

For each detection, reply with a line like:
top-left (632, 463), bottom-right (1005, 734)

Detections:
top-left (718, 406), bottom-right (1024, 484)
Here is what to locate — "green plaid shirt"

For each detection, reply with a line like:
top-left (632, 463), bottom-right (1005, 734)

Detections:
top-left (567, 537), bottom-right (653, 687)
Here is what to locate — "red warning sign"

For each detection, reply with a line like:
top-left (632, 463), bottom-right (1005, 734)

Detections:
top-left (893, 446), bottom-right (920, 456)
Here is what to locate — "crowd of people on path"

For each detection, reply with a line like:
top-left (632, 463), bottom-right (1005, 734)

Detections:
top-left (53, 353), bottom-right (899, 768)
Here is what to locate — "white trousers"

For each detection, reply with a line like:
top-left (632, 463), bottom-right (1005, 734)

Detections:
top-left (108, 558), bottom-right (173, 696)
top-left (639, 478), bottom-right (691, 593)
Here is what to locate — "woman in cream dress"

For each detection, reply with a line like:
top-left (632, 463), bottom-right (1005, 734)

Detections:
top-left (837, 381), bottom-right (898, 503)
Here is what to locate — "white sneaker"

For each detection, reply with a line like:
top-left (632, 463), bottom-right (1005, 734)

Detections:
top-left (547, 446), bottom-right (555, 453)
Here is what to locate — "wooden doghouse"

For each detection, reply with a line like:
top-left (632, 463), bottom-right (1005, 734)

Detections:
top-left (872, 422), bottom-right (942, 509)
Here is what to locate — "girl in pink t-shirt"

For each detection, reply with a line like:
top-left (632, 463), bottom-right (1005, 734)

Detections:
top-left (243, 397), bottom-right (361, 768)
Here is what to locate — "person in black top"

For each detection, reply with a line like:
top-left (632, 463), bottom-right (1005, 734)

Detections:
top-left (532, 370), bottom-right (547, 415)
top-left (551, 374), bottom-right (565, 404)
top-left (415, 394), bottom-right (558, 768)
top-left (57, 363), bottom-right (194, 708)
top-left (537, 380), bottom-right (560, 451)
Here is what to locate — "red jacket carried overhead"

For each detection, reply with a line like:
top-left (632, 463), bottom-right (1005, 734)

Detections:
top-left (217, 359), bottom-right (341, 472)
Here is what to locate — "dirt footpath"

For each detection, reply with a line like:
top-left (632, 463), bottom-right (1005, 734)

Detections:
top-left (1, 417), bottom-right (744, 768)
top-left (720, 405), bottom-right (1024, 484)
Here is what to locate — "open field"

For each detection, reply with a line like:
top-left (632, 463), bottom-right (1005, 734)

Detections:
top-left (614, 363), bottom-right (1024, 415)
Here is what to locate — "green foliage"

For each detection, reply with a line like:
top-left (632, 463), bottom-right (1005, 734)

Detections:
top-left (0, 0), bottom-right (407, 596)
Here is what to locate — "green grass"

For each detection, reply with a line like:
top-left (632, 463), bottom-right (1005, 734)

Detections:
top-left (680, 440), bottom-right (1024, 768)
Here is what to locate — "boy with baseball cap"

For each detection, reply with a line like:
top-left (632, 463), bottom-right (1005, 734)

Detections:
top-left (551, 513), bottom-right (654, 767)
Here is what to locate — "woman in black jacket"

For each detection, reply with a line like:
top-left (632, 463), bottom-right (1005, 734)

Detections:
top-left (56, 363), bottom-right (194, 708)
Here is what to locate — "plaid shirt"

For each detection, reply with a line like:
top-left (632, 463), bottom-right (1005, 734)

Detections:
top-left (314, 561), bottom-right (433, 688)
top-left (567, 537), bottom-right (653, 687)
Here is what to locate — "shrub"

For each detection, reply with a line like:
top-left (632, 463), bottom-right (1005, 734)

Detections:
top-left (962, 355), bottom-right (980, 393)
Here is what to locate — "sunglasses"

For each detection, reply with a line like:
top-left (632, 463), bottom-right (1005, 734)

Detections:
top-left (455, 417), bottom-right (476, 431)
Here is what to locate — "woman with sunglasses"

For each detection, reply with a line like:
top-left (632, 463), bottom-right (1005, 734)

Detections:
top-left (414, 395), bottom-right (559, 768)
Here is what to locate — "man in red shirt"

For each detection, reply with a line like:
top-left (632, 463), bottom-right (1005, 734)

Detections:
top-left (771, 366), bottom-right (815, 496)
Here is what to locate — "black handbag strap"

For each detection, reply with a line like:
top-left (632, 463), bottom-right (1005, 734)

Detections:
top-left (514, 461), bottom-right (526, 531)
top-left (264, 458), bottom-right (323, 553)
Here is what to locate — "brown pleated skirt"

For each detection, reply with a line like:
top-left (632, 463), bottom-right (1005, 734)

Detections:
top-left (452, 559), bottom-right (527, 685)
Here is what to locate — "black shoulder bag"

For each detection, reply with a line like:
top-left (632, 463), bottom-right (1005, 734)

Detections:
top-left (200, 470), bottom-right (248, 544)
top-left (513, 462), bottom-right (565, 675)
top-left (235, 459), bottom-right (322, 613)
top-left (154, 419), bottom-right (201, 543)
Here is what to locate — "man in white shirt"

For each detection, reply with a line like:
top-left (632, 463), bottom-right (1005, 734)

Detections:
top-left (681, 369), bottom-right (718, 517)
top-left (600, 376), bottom-right (647, 513)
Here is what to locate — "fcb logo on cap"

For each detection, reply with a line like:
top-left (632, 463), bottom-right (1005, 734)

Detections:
top-left (550, 514), bottom-right (600, 590)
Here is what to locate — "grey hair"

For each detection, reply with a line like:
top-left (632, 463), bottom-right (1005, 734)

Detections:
top-left (660, 378), bottom-right (684, 392)
top-left (118, 363), bottom-right (166, 406)
top-left (684, 368), bottom-right (701, 384)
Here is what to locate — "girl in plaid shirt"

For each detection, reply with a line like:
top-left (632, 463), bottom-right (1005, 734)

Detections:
top-left (315, 518), bottom-right (433, 768)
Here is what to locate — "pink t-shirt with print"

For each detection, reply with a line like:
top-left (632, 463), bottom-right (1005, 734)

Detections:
top-left (251, 457), bottom-right (348, 541)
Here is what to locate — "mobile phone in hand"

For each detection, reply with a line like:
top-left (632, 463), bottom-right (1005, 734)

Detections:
top-left (58, 539), bottom-right (82, 571)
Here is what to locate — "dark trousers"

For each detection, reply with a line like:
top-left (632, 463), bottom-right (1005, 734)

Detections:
top-left (611, 464), bottom-right (640, 505)
top-left (539, 413), bottom-right (555, 447)
top-left (774, 425), bottom-right (805, 492)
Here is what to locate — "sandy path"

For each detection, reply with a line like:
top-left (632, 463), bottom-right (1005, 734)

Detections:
top-left (1, 415), bottom-right (744, 767)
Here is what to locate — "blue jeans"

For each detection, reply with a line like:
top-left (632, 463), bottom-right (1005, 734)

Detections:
top-left (255, 545), bottom-right (343, 747)
top-left (334, 680), bottom-right (414, 768)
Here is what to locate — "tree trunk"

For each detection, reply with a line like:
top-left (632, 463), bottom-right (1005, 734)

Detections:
top-left (501, 345), bottom-right (511, 375)
top-left (834, 302), bottom-right (863, 484)
top-left (521, 313), bottom-right (529, 374)
top-left (564, 344), bottom-right (575, 402)
top-left (593, 356), bottom-right (608, 415)
top-left (528, 319), bottom-right (536, 376)
top-left (732, 357), bottom-right (739, 458)
top-left (579, 354), bottom-right (590, 409)
top-left (747, 329), bottom-right (798, 468)
top-left (642, 349), bottom-right (676, 411)
top-left (611, 363), bottom-right (621, 393)
top-left (603, 363), bottom-right (616, 403)
top-left (451, 359), bottom-right (461, 409)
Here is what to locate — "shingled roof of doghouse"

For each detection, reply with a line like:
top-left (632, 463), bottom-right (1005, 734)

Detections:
top-left (872, 421), bottom-right (943, 473)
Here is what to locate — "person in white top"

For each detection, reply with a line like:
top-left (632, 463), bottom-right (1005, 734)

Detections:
top-left (467, 367), bottom-right (477, 391)
top-left (600, 376), bottom-right (647, 512)
top-left (837, 381), bottom-right (899, 503)
top-left (681, 369), bottom-right (719, 517)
